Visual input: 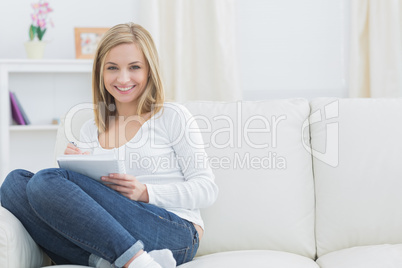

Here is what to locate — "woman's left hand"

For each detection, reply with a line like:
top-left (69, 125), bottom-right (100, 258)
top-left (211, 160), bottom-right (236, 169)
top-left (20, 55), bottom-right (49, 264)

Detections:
top-left (101, 174), bottom-right (149, 203)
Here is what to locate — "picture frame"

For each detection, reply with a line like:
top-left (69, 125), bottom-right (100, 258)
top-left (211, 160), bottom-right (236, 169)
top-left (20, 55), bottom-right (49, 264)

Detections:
top-left (74, 27), bottom-right (109, 59)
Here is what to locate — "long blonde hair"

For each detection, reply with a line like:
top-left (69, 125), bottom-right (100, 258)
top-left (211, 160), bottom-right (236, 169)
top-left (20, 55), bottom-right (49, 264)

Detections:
top-left (92, 22), bottom-right (164, 133)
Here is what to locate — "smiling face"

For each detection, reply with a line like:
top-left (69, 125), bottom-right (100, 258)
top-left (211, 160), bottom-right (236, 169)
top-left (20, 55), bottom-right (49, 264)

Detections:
top-left (103, 43), bottom-right (149, 114)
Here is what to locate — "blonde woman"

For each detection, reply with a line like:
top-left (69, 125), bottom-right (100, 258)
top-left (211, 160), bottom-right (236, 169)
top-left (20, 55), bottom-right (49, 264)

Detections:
top-left (1, 23), bottom-right (218, 268)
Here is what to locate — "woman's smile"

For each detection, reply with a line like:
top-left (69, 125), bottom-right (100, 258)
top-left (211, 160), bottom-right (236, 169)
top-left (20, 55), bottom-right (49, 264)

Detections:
top-left (115, 85), bottom-right (136, 93)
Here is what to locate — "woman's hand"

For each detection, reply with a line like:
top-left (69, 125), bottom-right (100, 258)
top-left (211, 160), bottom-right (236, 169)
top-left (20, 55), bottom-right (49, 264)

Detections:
top-left (101, 173), bottom-right (149, 203)
top-left (64, 142), bottom-right (90, 155)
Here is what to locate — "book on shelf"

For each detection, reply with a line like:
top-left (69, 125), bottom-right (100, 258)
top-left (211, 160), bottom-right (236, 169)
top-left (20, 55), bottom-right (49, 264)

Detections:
top-left (13, 92), bottom-right (31, 125)
top-left (9, 91), bottom-right (31, 125)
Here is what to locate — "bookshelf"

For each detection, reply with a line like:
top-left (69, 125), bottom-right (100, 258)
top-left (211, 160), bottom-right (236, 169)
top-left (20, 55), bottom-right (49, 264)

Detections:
top-left (0, 59), bottom-right (93, 184)
top-left (9, 125), bottom-right (59, 131)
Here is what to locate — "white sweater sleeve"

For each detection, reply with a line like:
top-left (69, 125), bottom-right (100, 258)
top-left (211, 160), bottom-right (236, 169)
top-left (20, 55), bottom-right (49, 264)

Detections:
top-left (146, 104), bottom-right (219, 209)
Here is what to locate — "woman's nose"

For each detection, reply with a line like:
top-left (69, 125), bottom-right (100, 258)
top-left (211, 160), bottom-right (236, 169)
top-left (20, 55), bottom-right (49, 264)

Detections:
top-left (117, 70), bottom-right (130, 84)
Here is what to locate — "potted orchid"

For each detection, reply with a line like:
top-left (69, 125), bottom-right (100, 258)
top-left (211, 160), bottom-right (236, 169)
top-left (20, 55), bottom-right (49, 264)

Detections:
top-left (25, 1), bottom-right (53, 59)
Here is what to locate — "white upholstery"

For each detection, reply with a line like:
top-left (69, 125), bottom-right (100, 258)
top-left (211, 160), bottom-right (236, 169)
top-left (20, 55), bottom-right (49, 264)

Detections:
top-left (311, 98), bottom-right (402, 257)
top-left (45, 264), bottom-right (88, 268)
top-left (1, 98), bottom-right (402, 267)
top-left (316, 244), bottom-right (402, 268)
top-left (177, 250), bottom-right (319, 268)
top-left (183, 100), bottom-right (315, 258)
top-left (56, 100), bottom-right (316, 259)
top-left (43, 266), bottom-right (89, 268)
top-left (0, 206), bottom-right (51, 267)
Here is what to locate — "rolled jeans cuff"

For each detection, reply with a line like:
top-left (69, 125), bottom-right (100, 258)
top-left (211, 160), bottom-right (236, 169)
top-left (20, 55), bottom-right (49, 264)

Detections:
top-left (114, 240), bottom-right (144, 268)
top-left (88, 254), bottom-right (106, 267)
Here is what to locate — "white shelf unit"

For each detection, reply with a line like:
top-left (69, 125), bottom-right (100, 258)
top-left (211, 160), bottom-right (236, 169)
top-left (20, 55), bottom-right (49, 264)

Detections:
top-left (9, 125), bottom-right (59, 131)
top-left (0, 59), bottom-right (93, 184)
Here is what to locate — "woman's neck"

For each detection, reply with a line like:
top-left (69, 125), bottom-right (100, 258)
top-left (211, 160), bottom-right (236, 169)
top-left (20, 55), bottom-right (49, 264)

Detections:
top-left (115, 102), bottom-right (138, 119)
top-left (113, 102), bottom-right (151, 127)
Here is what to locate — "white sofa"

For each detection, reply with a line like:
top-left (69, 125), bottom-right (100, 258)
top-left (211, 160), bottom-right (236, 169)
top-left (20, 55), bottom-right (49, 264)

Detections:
top-left (1, 98), bottom-right (402, 268)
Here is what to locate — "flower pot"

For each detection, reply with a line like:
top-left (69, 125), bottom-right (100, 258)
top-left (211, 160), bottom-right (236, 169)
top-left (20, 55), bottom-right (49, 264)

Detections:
top-left (24, 41), bottom-right (46, 59)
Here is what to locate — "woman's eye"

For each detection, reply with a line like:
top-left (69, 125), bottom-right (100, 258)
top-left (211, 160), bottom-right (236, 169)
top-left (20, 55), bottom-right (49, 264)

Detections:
top-left (107, 66), bottom-right (117, 70)
top-left (130, 65), bottom-right (140, 70)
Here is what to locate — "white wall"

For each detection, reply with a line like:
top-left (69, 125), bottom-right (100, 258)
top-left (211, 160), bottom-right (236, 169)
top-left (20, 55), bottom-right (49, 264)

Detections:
top-left (237, 0), bottom-right (350, 100)
top-left (0, 0), bottom-right (349, 99)
top-left (0, 0), bottom-right (140, 59)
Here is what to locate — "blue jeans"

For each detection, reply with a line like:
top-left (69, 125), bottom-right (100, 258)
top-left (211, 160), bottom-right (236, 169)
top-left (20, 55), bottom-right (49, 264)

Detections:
top-left (0, 168), bottom-right (199, 267)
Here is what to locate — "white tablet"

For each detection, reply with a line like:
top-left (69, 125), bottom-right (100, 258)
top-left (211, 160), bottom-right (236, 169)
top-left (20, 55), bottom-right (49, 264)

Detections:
top-left (57, 154), bottom-right (126, 182)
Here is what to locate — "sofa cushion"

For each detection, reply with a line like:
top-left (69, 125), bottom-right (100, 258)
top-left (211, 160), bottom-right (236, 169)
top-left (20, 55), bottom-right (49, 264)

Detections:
top-left (55, 100), bottom-right (316, 259)
top-left (184, 100), bottom-right (315, 258)
top-left (43, 264), bottom-right (90, 268)
top-left (0, 206), bottom-right (51, 268)
top-left (310, 98), bottom-right (402, 257)
top-left (177, 250), bottom-right (320, 268)
top-left (316, 244), bottom-right (402, 268)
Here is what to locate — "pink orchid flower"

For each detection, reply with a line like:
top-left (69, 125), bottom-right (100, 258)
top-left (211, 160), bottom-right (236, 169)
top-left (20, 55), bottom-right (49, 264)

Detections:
top-left (29, 1), bottom-right (53, 40)
top-left (38, 19), bottom-right (46, 29)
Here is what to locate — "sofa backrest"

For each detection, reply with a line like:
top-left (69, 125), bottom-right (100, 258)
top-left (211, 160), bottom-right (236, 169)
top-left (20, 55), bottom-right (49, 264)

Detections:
top-left (184, 100), bottom-right (316, 259)
top-left (310, 98), bottom-right (402, 257)
top-left (55, 99), bottom-right (317, 259)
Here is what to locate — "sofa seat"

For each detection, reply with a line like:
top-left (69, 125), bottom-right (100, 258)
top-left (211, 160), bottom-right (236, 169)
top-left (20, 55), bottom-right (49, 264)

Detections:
top-left (0, 206), bottom-right (52, 267)
top-left (316, 244), bottom-right (402, 268)
top-left (177, 250), bottom-right (319, 268)
top-left (44, 250), bottom-right (318, 268)
top-left (43, 264), bottom-right (89, 268)
top-left (2, 98), bottom-right (402, 267)
top-left (45, 250), bottom-right (318, 268)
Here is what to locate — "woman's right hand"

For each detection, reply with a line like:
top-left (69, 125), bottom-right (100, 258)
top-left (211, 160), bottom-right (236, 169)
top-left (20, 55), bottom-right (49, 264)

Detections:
top-left (64, 142), bottom-right (90, 155)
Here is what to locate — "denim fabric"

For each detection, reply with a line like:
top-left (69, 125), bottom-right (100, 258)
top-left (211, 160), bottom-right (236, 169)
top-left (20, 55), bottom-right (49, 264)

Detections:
top-left (0, 168), bottom-right (199, 267)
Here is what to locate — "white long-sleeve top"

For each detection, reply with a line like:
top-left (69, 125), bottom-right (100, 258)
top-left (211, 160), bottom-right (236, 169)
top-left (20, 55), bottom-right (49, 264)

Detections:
top-left (78, 103), bottom-right (218, 229)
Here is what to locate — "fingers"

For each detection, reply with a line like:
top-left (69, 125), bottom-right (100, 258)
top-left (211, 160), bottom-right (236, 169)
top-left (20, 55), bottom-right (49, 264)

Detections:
top-left (109, 173), bottom-right (128, 179)
top-left (102, 174), bottom-right (139, 200)
top-left (101, 174), bottom-right (132, 185)
top-left (104, 178), bottom-right (135, 200)
top-left (64, 143), bottom-right (84, 155)
top-left (64, 148), bottom-right (80, 154)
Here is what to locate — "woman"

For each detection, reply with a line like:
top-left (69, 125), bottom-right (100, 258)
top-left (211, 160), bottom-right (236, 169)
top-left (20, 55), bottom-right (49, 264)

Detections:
top-left (0, 23), bottom-right (218, 268)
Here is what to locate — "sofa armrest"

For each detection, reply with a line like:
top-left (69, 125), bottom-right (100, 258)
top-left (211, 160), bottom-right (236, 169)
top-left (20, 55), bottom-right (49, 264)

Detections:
top-left (0, 206), bottom-right (51, 268)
